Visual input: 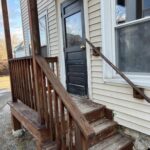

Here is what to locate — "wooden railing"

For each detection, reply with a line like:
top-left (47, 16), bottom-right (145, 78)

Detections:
top-left (85, 38), bottom-right (150, 103)
top-left (9, 55), bottom-right (94, 149)
top-left (35, 55), bottom-right (95, 150)
top-left (9, 56), bottom-right (59, 110)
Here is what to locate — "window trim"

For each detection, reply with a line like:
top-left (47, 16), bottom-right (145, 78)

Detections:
top-left (101, 0), bottom-right (150, 88)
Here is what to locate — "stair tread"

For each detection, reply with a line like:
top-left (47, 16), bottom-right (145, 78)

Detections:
top-left (90, 133), bottom-right (133, 150)
top-left (72, 96), bottom-right (105, 114)
top-left (42, 141), bottom-right (57, 150)
top-left (91, 118), bottom-right (117, 134)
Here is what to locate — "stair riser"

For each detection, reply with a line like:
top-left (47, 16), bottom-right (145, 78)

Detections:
top-left (120, 142), bottom-right (134, 150)
top-left (90, 125), bottom-right (118, 146)
top-left (84, 107), bottom-right (105, 123)
top-left (105, 108), bottom-right (113, 120)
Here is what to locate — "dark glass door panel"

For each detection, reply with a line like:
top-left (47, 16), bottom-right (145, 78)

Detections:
top-left (65, 12), bottom-right (82, 48)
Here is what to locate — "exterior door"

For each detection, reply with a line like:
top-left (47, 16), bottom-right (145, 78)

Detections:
top-left (61, 0), bottom-right (88, 96)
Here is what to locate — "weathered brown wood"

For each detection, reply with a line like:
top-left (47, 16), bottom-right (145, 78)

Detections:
top-left (37, 65), bottom-right (45, 124)
top-left (26, 60), bottom-right (33, 108)
top-left (68, 113), bottom-right (73, 150)
top-left (11, 114), bottom-right (22, 131)
top-left (48, 82), bottom-right (54, 140)
top-left (27, 0), bottom-right (44, 124)
top-left (46, 57), bottom-right (58, 63)
top-left (54, 92), bottom-right (61, 149)
top-left (36, 55), bottom-right (95, 140)
top-left (1, 0), bottom-right (19, 121)
top-left (31, 59), bottom-right (37, 110)
top-left (41, 71), bottom-right (49, 127)
top-left (1, 0), bottom-right (13, 59)
top-left (60, 101), bottom-right (67, 150)
top-left (8, 101), bottom-right (50, 143)
top-left (9, 56), bottom-right (32, 62)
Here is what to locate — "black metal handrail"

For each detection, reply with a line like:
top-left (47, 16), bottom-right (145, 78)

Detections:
top-left (85, 38), bottom-right (150, 103)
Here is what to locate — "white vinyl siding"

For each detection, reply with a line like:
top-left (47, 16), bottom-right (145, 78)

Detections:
top-left (20, 0), bottom-right (59, 57)
top-left (88, 0), bottom-right (150, 135)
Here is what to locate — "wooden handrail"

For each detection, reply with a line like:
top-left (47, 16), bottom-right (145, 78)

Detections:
top-left (35, 55), bottom-right (95, 140)
top-left (85, 38), bottom-right (150, 103)
top-left (9, 56), bottom-right (58, 63)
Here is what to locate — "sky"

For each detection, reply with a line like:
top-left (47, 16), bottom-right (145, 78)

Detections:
top-left (0, 0), bottom-right (23, 43)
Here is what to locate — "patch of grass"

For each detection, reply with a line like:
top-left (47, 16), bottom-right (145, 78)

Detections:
top-left (0, 76), bottom-right (10, 89)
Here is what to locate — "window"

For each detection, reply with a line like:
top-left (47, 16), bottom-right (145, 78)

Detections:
top-left (102, 0), bottom-right (150, 86)
top-left (39, 15), bottom-right (48, 57)
top-left (65, 12), bottom-right (82, 48)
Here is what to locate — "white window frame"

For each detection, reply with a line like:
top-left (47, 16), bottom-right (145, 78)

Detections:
top-left (101, 0), bottom-right (150, 88)
top-left (39, 10), bottom-right (50, 56)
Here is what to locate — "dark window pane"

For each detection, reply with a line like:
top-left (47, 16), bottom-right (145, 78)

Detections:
top-left (65, 12), bottom-right (82, 48)
top-left (116, 20), bottom-right (150, 74)
top-left (143, 0), bottom-right (150, 17)
top-left (144, 0), bottom-right (150, 9)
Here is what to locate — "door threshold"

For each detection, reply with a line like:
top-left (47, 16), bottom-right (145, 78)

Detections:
top-left (70, 94), bottom-right (88, 101)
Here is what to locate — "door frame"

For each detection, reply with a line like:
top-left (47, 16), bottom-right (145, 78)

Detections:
top-left (56, 0), bottom-right (92, 98)
top-left (61, 0), bottom-right (88, 96)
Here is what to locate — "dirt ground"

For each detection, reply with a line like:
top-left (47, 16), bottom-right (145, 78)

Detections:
top-left (0, 76), bottom-right (36, 150)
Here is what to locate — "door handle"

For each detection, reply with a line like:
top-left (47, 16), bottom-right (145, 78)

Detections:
top-left (80, 44), bottom-right (86, 50)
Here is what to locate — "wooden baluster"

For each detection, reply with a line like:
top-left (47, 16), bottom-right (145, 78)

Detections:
top-left (81, 134), bottom-right (88, 150)
top-left (37, 64), bottom-right (45, 124)
top-left (48, 82), bottom-right (55, 140)
top-left (68, 113), bottom-right (73, 150)
top-left (24, 60), bottom-right (30, 107)
top-left (75, 125), bottom-right (88, 150)
top-left (54, 91), bottom-right (60, 148)
top-left (56, 61), bottom-right (59, 78)
top-left (14, 61), bottom-right (18, 100)
top-left (23, 60), bottom-right (29, 106)
top-left (9, 62), bottom-right (15, 99)
top-left (16, 61), bottom-right (20, 100)
top-left (31, 59), bottom-right (37, 110)
top-left (13, 61), bottom-right (17, 99)
top-left (41, 71), bottom-right (49, 127)
top-left (60, 101), bottom-right (67, 150)
top-left (26, 59), bottom-right (33, 108)
top-left (18, 61), bottom-right (25, 103)
top-left (16, 61), bottom-right (19, 99)
top-left (51, 62), bottom-right (55, 73)
top-left (75, 125), bottom-right (82, 150)
top-left (12, 61), bottom-right (16, 100)
top-left (21, 60), bottom-right (27, 104)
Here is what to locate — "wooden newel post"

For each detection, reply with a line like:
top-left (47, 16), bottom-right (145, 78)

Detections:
top-left (1, 0), bottom-right (17, 102)
top-left (27, 0), bottom-right (44, 124)
top-left (1, 0), bottom-right (13, 59)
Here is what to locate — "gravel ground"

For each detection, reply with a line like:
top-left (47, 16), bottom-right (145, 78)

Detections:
top-left (0, 89), bottom-right (36, 150)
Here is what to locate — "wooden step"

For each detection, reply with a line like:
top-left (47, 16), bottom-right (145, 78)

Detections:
top-left (90, 118), bottom-right (118, 146)
top-left (89, 134), bottom-right (134, 150)
top-left (8, 101), bottom-right (50, 143)
top-left (72, 97), bottom-right (106, 122)
top-left (42, 141), bottom-right (57, 150)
